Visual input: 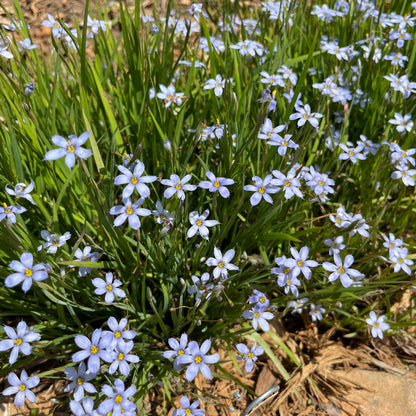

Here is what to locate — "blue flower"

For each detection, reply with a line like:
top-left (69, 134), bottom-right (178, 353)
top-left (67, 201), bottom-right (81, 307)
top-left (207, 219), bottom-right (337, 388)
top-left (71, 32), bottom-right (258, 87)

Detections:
top-left (242, 305), bottom-right (274, 332)
top-left (98, 378), bottom-right (137, 416)
top-left (92, 272), bottom-right (126, 303)
top-left (5, 252), bottom-right (50, 293)
top-left (161, 174), bottom-right (196, 201)
top-left (173, 396), bottom-right (205, 416)
top-left (64, 362), bottom-right (97, 401)
top-left (236, 341), bottom-right (264, 373)
top-left (114, 160), bottom-right (157, 199)
top-left (0, 321), bottom-right (41, 365)
top-left (180, 339), bottom-right (219, 381)
top-left (163, 333), bottom-right (190, 371)
top-left (2, 370), bottom-right (39, 407)
top-left (72, 328), bottom-right (113, 373)
top-left (44, 131), bottom-right (92, 169)
top-left (0, 202), bottom-right (26, 224)
top-left (243, 175), bottom-right (279, 206)
top-left (109, 197), bottom-right (151, 230)
top-left (70, 397), bottom-right (99, 416)
top-left (108, 341), bottom-right (140, 376)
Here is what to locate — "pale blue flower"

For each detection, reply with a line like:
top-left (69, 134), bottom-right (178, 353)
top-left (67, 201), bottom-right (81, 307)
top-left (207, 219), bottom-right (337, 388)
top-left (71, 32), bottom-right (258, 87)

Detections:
top-left (37, 230), bottom-right (71, 253)
top-left (70, 397), bottom-right (99, 416)
top-left (0, 321), bottom-right (41, 365)
top-left (108, 341), bottom-right (140, 376)
top-left (5, 180), bottom-right (36, 205)
top-left (187, 209), bottom-right (220, 240)
top-left (173, 396), bottom-right (205, 416)
top-left (236, 341), bottom-right (263, 373)
top-left (204, 74), bottom-right (225, 97)
top-left (72, 246), bottom-right (100, 277)
top-left (92, 272), bottom-right (126, 303)
top-left (161, 174), bottom-right (196, 200)
top-left (2, 370), bottom-right (39, 407)
top-left (114, 161), bottom-right (157, 199)
top-left (44, 131), bottom-right (92, 169)
top-left (322, 253), bottom-right (362, 288)
top-left (248, 289), bottom-right (269, 309)
top-left (72, 328), bottom-right (113, 373)
top-left (98, 378), bottom-right (137, 416)
top-left (198, 172), bottom-right (235, 198)
top-left (366, 311), bottom-right (390, 339)
top-left (163, 333), bottom-right (189, 371)
top-left (105, 317), bottom-right (137, 350)
top-left (243, 175), bottom-right (280, 206)
top-left (180, 339), bottom-right (220, 381)
top-left (338, 144), bottom-right (366, 164)
top-left (309, 303), bottom-right (325, 322)
top-left (0, 202), bottom-right (26, 224)
top-left (284, 246), bottom-right (318, 280)
top-left (242, 305), bottom-right (274, 332)
top-left (205, 247), bottom-right (239, 280)
top-left (109, 197), bottom-right (151, 230)
top-left (64, 362), bottom-right (97, 401)
top-left (5, 252), bottom-right (50, 293)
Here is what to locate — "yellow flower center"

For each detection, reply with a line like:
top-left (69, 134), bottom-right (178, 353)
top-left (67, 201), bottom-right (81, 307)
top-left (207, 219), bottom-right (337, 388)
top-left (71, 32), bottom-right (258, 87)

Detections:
top-left (160, 215), bottom-right (165, 220)
top-left (318, 180), bottom-right (324, 186)
top-left (374, 323), bottom-right (379, 328)
top-left (106, 284), bottom-right (113, 291)
top-left (52, 237), bottom-right (59, 245)
top-left (218, 262), bottom-right (224, 268)
top-left (131, 175), bottom-right (138, 184)
top-left (115, 331), bottom-right (121, 338)
top-left (284, 268), bottom-right (290, 275)
top-left (297, 260), bottom-right (303, 267)
top-left (199, 284), bottom-right (205, 290)
top-left (114, 394), bottom-right (123, 404)
top-left (303, 114), bottom-right (309, 119)
top-left (77, 377), bottom-right (84, 385)
top-left (54, 23), bottom-right (60, 28)
top-left (175, 181), bottom-right (182, 190)
top-left (186, 409), bottom-right (192, 416)
top-left (254, 312), bottom-right (260, 318)
top-left (214, 179), bottom-right (220, 188)
top-left (194, 355), bottom-right (202, 364)
top-left (284, 180), bottom-right (291, 187)
top-left (67, 140), bottom-right (75, 152)
top-left (14, 338), bottom-right (23, 345)
top-left (348, 151), bottom-right (354, 156)
top-left (336, 218), bottom-right (341, 223)
top-left (19, 384), bottom-right (26, 391)
top-left (177, 349), bottom-right (185, 356)
top-left (259, 297), bottom-right (266, 303)
top-left (287, 279), bottom-right (291, 285)
top-left (90, 345), bottom-right (99, 354)
top-left (125, 206), bottom-right (134, 215)
top-left (196, 220), bottom-right (203, 226)
top-left (258, 186), bottom-right (265, 194)
top-left (118, 353), bottom-right (124, 361)
top-left (282, 141), bottom-right (288, 146)
top-left (248, 352), bottom-right (254, 359)
top-left (25, 268), bottom-right (33, 277)
top-left (338, 266), bottom-right (345, 274)
top-left (398, 258), bottom-right (403, 264)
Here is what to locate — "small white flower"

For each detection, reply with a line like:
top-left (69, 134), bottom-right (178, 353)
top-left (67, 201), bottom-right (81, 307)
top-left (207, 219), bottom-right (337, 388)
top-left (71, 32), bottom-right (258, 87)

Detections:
top-left (206, 247), bottom-right (239, 280)
top-left (204, 74), bottom-right (226, 97)
top-left (366, 311), bottom-right (390, 339)
top-left (5, 180), bottom-right (36, 205)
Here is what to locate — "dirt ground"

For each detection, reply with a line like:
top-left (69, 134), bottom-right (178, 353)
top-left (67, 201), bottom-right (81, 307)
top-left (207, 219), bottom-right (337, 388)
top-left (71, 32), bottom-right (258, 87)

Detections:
top-left (1, 1), bottom-right (416, 415)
